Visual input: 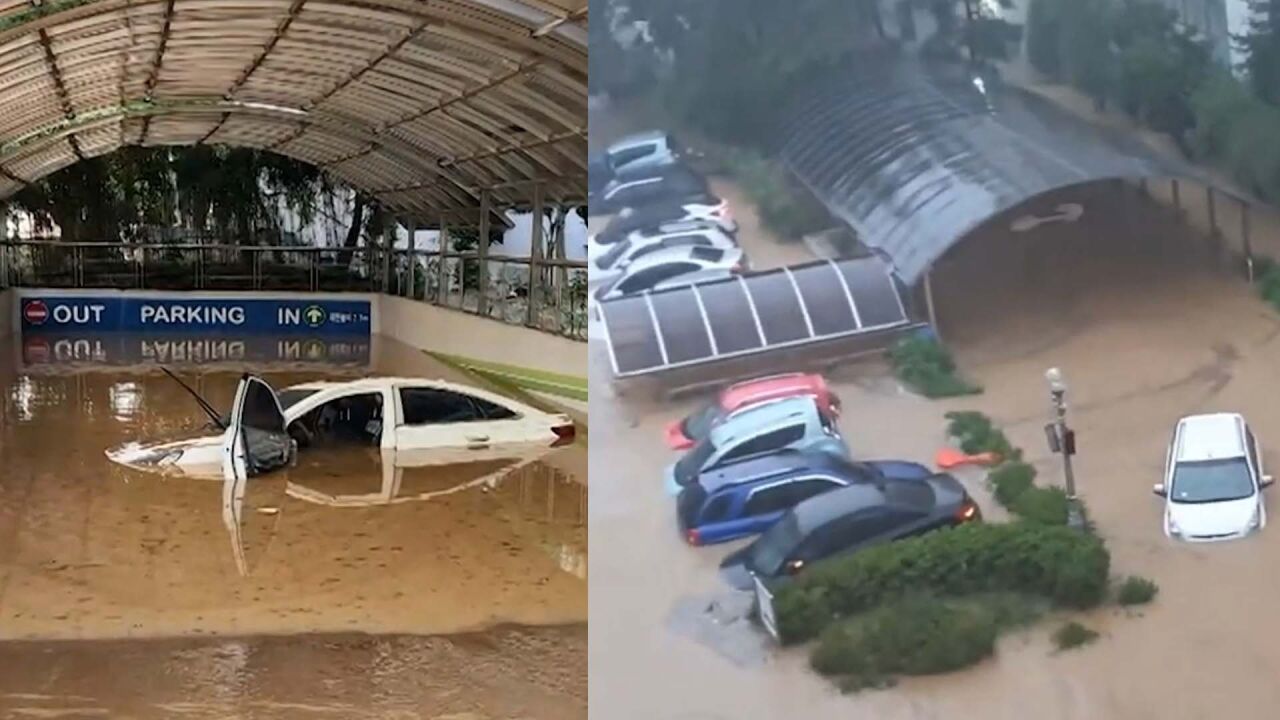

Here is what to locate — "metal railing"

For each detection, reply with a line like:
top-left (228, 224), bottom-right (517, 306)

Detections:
top-left (0, 240), bottom-right (588, 340)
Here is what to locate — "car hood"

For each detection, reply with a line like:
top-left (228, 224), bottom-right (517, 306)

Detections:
top-left (1168, 496), bottom-right (1259, 538)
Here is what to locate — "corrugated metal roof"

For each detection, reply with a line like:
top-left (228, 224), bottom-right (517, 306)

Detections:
top-left (780, 60), bottom-right (1210, 284)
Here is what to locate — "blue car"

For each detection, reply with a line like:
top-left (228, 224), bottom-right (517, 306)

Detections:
top-left (674, 450), bottom-right (933, 546)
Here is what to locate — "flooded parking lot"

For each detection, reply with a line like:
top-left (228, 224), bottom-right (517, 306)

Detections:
top-left (0, 334), bottom-right (586, 718)
top-left (589, 185), bottom-right (1280, 719)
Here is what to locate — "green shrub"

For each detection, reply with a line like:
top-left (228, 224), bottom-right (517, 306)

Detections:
top-left (1012, 486), bottom-right (1070, 526)
top-left (890, 338), bottom-right (983, 398)
top-left (723, 150), bottom-right (831, 239)
top-left (1052, 621), bottom-right (1099, 651)
top-left (774, 522), bottom-right (1111, 644)
top-left (944, 411), bottom-right (1017, 459)
top-left (989, 461), bottom-right (1036, 506)
top-left (1115, 576), bottom-right (1159, 606)
top-left (811, 595), bottom-right (998, 681)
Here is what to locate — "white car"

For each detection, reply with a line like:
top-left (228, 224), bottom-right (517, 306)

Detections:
top-left (108, 374), bottom-right (576, 480)
top-left (592, 226), bottom-right (738, 285)
top-left (1154, 412), bottom-right (1273, 541)
top-left (593, 245), bottom-right (746, 303)
top-left (587, 199), bottom-right (736, 264)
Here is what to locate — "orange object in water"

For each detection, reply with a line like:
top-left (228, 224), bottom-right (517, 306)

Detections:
top-left (935, 447), bottom-right (1001, 470)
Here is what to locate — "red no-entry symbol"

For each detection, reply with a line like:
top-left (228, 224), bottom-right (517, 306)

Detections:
top-left (23, 336), bottom-right (49, 363)
top-left (23, 300), bottom-right (48, 325)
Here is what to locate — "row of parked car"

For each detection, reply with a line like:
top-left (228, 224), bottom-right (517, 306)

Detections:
top-left (588, 130), bottom-right (749, 303)
top-left (661, 372), bottom-right (983, 588)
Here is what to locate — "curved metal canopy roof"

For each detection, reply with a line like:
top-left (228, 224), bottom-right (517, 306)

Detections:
top-left (599, 256), bottom-right (912, 378)
top-left (780, 60), bottom-right (1217, 284)
top-left (0, 0), bottom-right (587, 225)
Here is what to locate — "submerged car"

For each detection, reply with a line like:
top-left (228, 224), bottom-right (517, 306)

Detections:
top-left (666, 372), bottom-right (841, 450)
top-left (721, 473), bottom-right (981, 588)
top-left (108, 374), bottom-right (576, 479)
top-left (664, 395), bottom-right (848, 496)
top-left (592, 225), bottom-right (738, 286)
top-left (588, 196), bottom-right (736, 262)
top-left (676, 450), bottom-right (933, 546)
top-left (1154, 412), bottom-right (1273, 541)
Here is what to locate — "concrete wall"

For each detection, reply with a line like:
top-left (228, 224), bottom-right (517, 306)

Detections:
top-left (377, 294), bottom-right (586, 380)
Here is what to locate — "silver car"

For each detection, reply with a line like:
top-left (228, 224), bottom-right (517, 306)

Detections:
top-left (593, 245), bottom-right (746, 302)
top-left (664, 396), bottom-right (850, 495)
top-left (592, 226), bottom-right (738, 285)
top-left (605, 130), bottom-right (684, 175)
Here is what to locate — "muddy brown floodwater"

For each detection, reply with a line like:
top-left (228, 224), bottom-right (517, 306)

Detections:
top-left (590, 182), bottom-right (1280, 719)
top-left (0, 334), bottom-right (586, 719)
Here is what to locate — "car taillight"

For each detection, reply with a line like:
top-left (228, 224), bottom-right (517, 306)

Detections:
top-left (552, 423), bottom-right (576, 447)
top-left (956, 500), bottom-right (979, 522)
top-left (685, 528), bottom-right (701, 546)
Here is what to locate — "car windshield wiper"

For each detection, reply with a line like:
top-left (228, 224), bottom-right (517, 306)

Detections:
top-left (159, 366), bottom-right (227, 430)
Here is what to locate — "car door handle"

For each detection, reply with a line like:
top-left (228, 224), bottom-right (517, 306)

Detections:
top-left (465, 435), bottom-right (490, 449)
top-left (466, 435), bottom-right (490, 442)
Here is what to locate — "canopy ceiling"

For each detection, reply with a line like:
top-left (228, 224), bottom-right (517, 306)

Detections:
top-left (0, 0), bottom-right (587, 226)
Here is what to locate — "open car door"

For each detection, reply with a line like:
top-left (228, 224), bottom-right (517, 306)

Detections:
top-left (221, 374), bottom-right (295, 481)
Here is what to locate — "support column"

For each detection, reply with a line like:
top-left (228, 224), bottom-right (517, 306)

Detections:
top-left (526, 183), bottom-right (545, 328)
top-left (923, 265), bottom-right (940, 342)
top-left (437, 219), bottom-right (449, 305)
top-left (477, 192), bottom-right (492, 317)
top-left (1172, 178), bottom-right (1181, 209)
top-left (1242, 198), bottom-right (1254, 283)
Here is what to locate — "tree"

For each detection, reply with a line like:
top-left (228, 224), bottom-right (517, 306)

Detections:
top-left (1240, 0), bottom-right (1280, 105)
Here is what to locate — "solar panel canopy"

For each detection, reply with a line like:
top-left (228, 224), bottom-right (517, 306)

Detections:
top-left (599, 256), bottom-right (912, 378)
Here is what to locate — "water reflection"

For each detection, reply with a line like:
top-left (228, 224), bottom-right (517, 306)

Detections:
top-left (0, 347), bottom-right (587, 639)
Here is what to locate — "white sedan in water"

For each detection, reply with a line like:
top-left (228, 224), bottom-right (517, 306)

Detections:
top-left (1154, 412), bottom-right (1273, 541)
top-left (108, 375), bottom-right (576, 480)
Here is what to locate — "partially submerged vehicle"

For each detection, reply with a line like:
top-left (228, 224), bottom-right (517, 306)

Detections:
top-left (108, 373), bottom-right (576, 480)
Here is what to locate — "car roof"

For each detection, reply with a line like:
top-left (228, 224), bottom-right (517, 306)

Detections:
top-left (279, 377), bottom-right (535, 410)
top-left (633, 219), bottom-right (721, 236)
top-left (708, 395), bottom-right (816, 442)
top-left (792, 483), bottom-right (888, 532)
top-left (618, 244), bottom-right (740, 274)
top-left (608, 130), bottom-right (668, 152)
top-left (721, 374), bottom-right (826, 411)
top-left (696, 449), bottom-right (857, 492)
top-left (1175, 413), bottom-right (1247, 462)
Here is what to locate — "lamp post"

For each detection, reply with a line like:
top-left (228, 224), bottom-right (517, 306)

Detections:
top-left (1046, 367), bottom-right (1085, 530)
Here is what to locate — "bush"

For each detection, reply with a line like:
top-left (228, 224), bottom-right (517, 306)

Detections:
top-left (811, 596), bottom-right (998, 681)
top-left (1115, 576), bottom-right (1159, 606)
top-left (1012, 486), bottom-right (1070, 526)
top-left (944, 411), bottom-right (1017, 459)
top-left (723, 150), bottom-right (832, 239)
top-left (1052, 621), bottom-right (1099, 650)
top-left (774, 522), bottom-right (1111, 644)
top-left (890, 338), bottom-right (983, 399)
top-left (988, 462), bottom-right (1036, 508)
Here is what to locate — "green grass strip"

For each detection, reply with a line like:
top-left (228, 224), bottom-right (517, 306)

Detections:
top-left (425, 351), bottom-right (587, 402)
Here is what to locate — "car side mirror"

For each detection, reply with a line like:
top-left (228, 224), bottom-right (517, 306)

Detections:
top-left (1152, 483), bottom-right (1167, 498)
top-left (1263, 475), bottom-right (1275, 488)
top-left (785, 559), bottom-right (805, 575)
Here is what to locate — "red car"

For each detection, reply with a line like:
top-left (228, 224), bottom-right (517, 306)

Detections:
top-left (664, 373), bottom-right (841, 450)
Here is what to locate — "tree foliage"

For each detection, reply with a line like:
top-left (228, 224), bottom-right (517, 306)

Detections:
top-left (7, 146), bottom-right (340, 243)
top-left (1240, 0), bottom-right (1280, 105)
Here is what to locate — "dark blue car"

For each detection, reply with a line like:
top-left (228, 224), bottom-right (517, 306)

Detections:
top-left (674, 450), bottom-right (933, 546)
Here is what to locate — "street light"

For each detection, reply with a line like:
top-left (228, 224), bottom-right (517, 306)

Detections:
top-left (1045, 367), bottom-right (1085, 530)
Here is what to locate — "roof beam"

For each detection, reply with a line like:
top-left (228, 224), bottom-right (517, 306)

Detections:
top-left (31, 18), bottom-right (83, 161)
top-left (531, 6), bottom-right (587, 38)
top-left (143, 0), bottom-right (175, 101)
top-left (382, 58), bottom-right (544, 133)
top-left (440, 128), bottom-right (583, 167)
top-left (305, 20), bottom-right (430, 110)
top-left (319, 144), bottom-right (376, 169)
top-left (0, 165), bottom-right (29, 186)
top-left (225, 0), bottom-right (306, 99)
top-left (198, 112), bottom-right (230, 145)
top-left (371, 171), bottom-right (587, 195)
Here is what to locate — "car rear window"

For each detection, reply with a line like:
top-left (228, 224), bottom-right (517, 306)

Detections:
top-left (676, 437), bottom-right (717, 484)
top-left (689, 246), bottom-right (725, 262)
top-left (883, 481), bottom-right (936, 511)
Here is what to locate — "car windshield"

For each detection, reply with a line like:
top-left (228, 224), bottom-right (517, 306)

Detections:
top-left (1171, 457), bottom-right (1256, 503)
top-left (681, 403), bottom-right (723, 441)
top-left (277, 388), bottom-right (320, 410)
top-left (674, 437), bottom-right (717, 485)
top-left (748, 512), bottom-right (803, 577)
